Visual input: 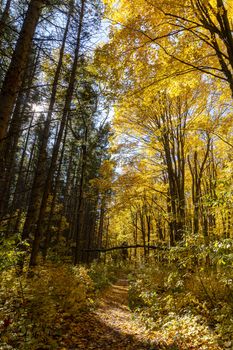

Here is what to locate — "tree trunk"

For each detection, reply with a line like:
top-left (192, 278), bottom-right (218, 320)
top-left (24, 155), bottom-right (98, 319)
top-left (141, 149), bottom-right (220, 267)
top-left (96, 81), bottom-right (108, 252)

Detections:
top-left (0, 0), bottom-right (44, 141)
top-left (21, 3), bottom-right (72, 248)
top-left (30, 0), bottom-right (85, 267)
top-left (42, 120), bottom-right (69, 259)
top-left (14, 133), bottom-right (38, 234)
top-left (0, 46), bottom-right (41, 218)
top-left (74, 128), bottom-right (87, 265)
top-left (6, 113), bottom-right (35, 233)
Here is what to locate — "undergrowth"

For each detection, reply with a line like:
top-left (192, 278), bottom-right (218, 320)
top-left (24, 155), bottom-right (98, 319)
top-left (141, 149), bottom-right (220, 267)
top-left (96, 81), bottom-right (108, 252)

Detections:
top-left (88, 261), bottom-right (118, 291)
top-left (128, 239), bottom-right (233, 350)
top-left (0, 261), bottom-right (120, 350)
top-left (2, 239), bottom-right (233, 350)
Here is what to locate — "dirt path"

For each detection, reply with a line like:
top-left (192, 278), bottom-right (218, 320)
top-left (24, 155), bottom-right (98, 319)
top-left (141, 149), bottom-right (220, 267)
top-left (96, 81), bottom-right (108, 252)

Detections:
top-left (60, 279), bottom-right (159, 350)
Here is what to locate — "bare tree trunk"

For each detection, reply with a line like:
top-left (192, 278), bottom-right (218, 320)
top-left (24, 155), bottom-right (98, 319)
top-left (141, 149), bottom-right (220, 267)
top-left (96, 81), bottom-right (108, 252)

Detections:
top-left (6, 113), bottom-right (35, 233)
top-left (56, 147), bottom-right (74, 244)
top-left (30, 0), bottom-right (86, 267)
top-left (146, 214), bottom-right (151, 256)
top-left (97, 196), bottom-right (105, 249)
top-left (104, 217), bottom-right (109, 264)
top-left (21, 3), bottom-right (72, 244)
top-left (42, 120), bottom-right (69, 259)
top-left (139, 208), bottom-right (147, 260)
top-left (188, 135), bottom-right (210, 236)
top-left (134, 212), bottom-right (138, 258)
top-left (74, 127), bottom-right (87, 265)
top-left (14, 133), bottom-right (38, 234)
top-left (0, 46), bottom-right (41, 218)
top-left (0, 0), bottom-right (44, 141)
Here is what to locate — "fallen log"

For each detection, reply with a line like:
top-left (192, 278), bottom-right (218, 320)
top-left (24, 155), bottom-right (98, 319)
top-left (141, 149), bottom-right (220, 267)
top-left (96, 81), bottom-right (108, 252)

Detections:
top-left (81, 244), bottom-right (167, 252)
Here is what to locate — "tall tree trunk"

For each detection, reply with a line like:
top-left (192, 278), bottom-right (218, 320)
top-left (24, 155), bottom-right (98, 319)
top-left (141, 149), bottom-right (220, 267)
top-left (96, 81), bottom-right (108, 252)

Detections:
top-left (97, 196), bottom-right (105, 249)
top-left (188, 135), bottom-right (210, 237)
top-left (0, 0), bottom-right (44, 141)
top-left (146, 214), bottom-right (151, 256)
top-left (74, 127), bottom-right (87, 265)
top-left (56, 147), bottom-right (74, 244)
top-left (0, 46), bottom-right (41, 218)
top-left (133, 211), bottom-right (138, 258)
top-left (21, 3), bottom-right (72, 244)
top-left (6, 113), bottom-right (35, 233)
top-left (30, 0), bottom-right (86, 266)
top-left (139, 208), bottom-right (147, 259)
top-left (42, 120), bottom-right (69, 259)
top-left (14, 133), bottom-right (38, 234)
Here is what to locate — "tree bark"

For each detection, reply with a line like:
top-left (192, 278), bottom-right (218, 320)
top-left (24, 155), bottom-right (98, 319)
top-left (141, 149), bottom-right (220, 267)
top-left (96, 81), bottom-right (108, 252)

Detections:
top-left (29, 0), bottom-right (86, 266)
top-left (0, 0), bottom-right (44, 141)
top-left (0, 46), bottom-right (41, 218)
top-left (21, 2), bottom-right (72, 244)
top-left (82, 244), bottom-right (167, 253)
top-left (74, 128), bottom-right (87, 265)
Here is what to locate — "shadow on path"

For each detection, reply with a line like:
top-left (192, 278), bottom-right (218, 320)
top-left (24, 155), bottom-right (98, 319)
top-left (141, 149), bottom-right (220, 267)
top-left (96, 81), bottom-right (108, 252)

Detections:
top-left (60, 279), bottom-right (161, 349)
top-left (61, 311), bottom-right (159, 350)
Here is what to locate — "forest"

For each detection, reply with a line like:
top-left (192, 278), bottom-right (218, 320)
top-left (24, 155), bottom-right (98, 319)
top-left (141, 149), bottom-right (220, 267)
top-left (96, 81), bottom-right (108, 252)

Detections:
top-left (1, 0), bottom-right (233, 349)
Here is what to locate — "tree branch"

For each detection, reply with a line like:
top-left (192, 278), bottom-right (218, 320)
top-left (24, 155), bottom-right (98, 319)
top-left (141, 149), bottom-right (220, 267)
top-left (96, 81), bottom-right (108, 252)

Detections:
top-left (82, 244), bottom-right (167, 252)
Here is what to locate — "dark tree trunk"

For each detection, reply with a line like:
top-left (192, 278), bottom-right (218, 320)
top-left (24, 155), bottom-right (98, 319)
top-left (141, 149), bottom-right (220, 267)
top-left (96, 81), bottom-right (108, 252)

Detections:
top-left (0, 0), bottom-right (44, 141)
top-left (0, 46), bottom-right (41, 218)
top-left (188, 135), bottom-right (210, 237)
top-left (42, 120), bottom-right (69, 259)
top-left (30, 0), bottom-right (85, 267)
top-left (21, 2), bottom-right (72, 254)
top-left (74, 128), bottom-right (87, 265)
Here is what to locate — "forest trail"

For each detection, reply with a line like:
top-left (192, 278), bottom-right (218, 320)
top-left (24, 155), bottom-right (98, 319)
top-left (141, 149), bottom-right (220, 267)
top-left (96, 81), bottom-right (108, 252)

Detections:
top-left (60, 278), bottom-right (159, 350)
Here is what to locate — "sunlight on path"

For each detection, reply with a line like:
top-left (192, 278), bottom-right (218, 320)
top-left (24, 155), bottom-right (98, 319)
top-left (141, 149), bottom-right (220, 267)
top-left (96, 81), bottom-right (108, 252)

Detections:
top-left (95, 279), bottom-right (148, 338)
top-left (61, 279), bottom-right (159, 349)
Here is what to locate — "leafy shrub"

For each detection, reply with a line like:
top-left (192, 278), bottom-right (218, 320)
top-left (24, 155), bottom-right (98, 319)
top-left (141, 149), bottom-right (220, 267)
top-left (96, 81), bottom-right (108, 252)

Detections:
top-left (0, 234), bottom-right (29, 272)
top-left (88, 261), bottom-right (119, 291)
top-left (0, 264), bottom-right (94, 349)
top-left (128, 240), bottom-right (233, 350)
top-left (152, 313), bottom-right (221, 350)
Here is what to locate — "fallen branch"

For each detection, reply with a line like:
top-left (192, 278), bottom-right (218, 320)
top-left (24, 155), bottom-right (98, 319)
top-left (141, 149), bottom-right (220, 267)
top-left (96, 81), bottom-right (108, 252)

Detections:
top-left (81, 244), bottom-right (167, 253)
